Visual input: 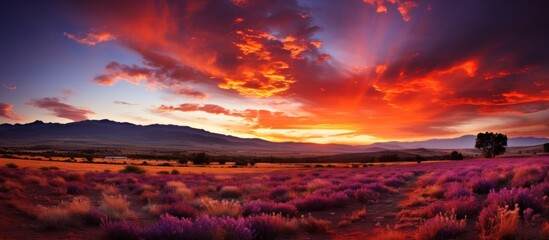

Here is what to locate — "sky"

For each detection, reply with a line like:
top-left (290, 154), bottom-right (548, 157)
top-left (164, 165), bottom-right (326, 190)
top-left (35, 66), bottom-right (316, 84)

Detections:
top-left (1, 0), bottom-right (548, 145)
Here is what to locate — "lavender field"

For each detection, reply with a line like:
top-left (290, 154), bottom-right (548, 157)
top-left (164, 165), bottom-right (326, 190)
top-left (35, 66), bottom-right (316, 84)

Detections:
top-left (1, 157), bottom-right (548, 239)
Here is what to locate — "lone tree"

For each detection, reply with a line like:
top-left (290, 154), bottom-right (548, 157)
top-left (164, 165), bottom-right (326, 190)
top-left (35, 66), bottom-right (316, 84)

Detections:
top-left (475, 132), bottom-right (507, 158)
top-left (544, 143), bottom-right (549, 153)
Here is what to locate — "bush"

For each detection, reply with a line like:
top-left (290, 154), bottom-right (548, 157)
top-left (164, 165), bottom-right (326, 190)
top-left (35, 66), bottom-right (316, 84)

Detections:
top-left (289, 192), bottom-right (348, 211)
top-left (299, 215), bottom-right (331, 233)
top-left (99, 194), bottom-right (135, 220)
top-left (66, 182), bottom-right (90, 195)
top-left (220, 186), bottom-right (243, 198)
top-left (143, 214), bottom-right (253, 240)
top-left (6, 163), bottom-right (18, 168)
top-left (242, 200), bottom-right (298, 217)
top-left (544, 143), bottom-right (549, 152)
top-left (416, 212), bottom-right (467, 240)
top-left (102, 220), bottom-right (142, 240)
top-left (36, 197), bottom-right (91, 229)
top-left (245, 214), bottom-right (299, 240)
top-left (119, 165), bottom-right (146, 174)
top-left (484, 187), bottom-right (544, 214)
top-left (447, 151), bottom-right (464, 160)
top-left (157, 203), bottom-right (198, 219)
top-left (190, 152), bottom-right (210, 165)
top-left (355, 188), bottom-right (381, 203)
top-left (200, 198), bottom-right (242, 217)
top-left (478, 204), bottom-right (520, 240)
top-left (470, 177), bottom-right (495, 194)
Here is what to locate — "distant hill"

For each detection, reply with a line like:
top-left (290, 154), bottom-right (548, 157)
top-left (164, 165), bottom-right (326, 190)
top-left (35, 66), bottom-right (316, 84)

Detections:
top-left (0, 120), bottom-right (547, 155)
top-left (369, 135), bottom-right (549, 149)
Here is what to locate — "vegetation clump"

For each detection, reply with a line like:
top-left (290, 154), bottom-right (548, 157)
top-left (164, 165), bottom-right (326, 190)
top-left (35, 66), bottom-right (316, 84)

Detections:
top-left (119, 165), bottom-right (146, 174)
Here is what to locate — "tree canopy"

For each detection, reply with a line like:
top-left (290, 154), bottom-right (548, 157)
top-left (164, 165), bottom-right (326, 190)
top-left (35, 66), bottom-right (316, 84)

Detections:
top-left (475, 132), bottom-right (507, 158)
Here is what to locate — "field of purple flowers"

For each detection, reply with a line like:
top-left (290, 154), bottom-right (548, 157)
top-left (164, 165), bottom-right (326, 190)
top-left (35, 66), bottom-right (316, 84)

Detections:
top-left (0, 157), bottom-right (548, 239)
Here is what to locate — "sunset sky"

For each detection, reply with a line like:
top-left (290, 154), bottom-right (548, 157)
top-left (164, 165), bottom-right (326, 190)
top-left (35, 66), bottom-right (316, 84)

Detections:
top-left (1, 0), bottom-right (548, 145)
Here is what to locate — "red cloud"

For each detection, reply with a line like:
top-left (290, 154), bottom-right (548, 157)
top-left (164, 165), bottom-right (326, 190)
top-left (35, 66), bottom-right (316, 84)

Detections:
top-left (363, 0), bottom-right (418, 21)
top-left (64, 31), bottom-right (115, 45)
top-left (0, 103), bottom-right (21, 121)
top-left (70, 0), bottom-right (549, 142)
top-left (27, 98), bottom-right (94, 121)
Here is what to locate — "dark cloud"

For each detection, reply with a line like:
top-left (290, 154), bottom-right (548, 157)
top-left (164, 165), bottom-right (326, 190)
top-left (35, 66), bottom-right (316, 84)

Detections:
top-left (113, 101), bottom-right (136, 106)
top-left (28, 97), bottom-right (94, 121)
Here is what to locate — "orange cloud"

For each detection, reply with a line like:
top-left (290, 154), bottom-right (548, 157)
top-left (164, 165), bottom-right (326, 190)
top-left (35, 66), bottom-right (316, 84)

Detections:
top-left (363, 0), bottom-right (419, 21)
top-left (71, 0), bottom-right (549, 143)
top-left (64, 31), bottom-right (115, 45)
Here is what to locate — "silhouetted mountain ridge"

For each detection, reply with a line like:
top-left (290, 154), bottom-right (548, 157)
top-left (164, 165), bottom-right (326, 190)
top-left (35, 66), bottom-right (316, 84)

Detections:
top-left (0, 120), bottom-right (547, 155)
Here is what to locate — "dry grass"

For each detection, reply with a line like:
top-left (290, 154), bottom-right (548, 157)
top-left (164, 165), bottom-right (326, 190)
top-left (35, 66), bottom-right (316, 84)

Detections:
top-left (338, 207), bottom-right (367, 228)
top-left (35, 197), bottom-right (91, 228)
top-left (165, 181), bottom-right (194, 201)
top-left (99, 194), bottom-right (135, 220)
top-left (198, 198), bottom-right (242, 217)
top-left (480, 204), bottom-right (520, 240)
top-left (307, 178), bottom-right (331, 191)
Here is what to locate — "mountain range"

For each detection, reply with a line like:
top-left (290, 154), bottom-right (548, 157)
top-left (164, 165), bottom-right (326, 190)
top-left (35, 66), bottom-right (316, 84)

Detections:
top-left (0, 120), bottom-right (547, 155)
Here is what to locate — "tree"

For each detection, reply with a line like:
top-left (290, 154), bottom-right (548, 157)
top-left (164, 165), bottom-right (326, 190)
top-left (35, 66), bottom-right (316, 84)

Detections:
top-left (544, 143), bottom-right (549, 153)
top-left (475, 132), bottom-right (507, 158)
top-left (448, 151), bottom-right (464, 160)
top-left (190, 152), bottom-right (210, 165)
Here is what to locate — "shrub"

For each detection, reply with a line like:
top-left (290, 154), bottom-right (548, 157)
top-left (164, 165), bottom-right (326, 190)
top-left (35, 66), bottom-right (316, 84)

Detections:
top-left (416, 212), bottom-right (467, 240)
top-left (66, 182), bottom-right (90, 195)
top-left (426, 196), bottom-right (480, 219)
top-left (190, 152), bottom-right (210, 165)
top-left (383, 176), bottom-right (406, 187)
top-left (364, 182), bottom-right (389, 193)
top-left (102, 220), bottom-right (142, 240)
top-left (36, 197), bottom-right (91, 228)
top-left (200, 198), bottom-right (242, 217)
top-left (24, 175), bottom-right (48, 186)
top-left (246, 214), bottom-right (299, 240)
top-left (355, 188), bottom-right (381, 203)
top-left (299, 215), bottom-right (331, 233)
top-left (269, 186), bottom-right (290, 202)
top-left (443, 183), bottom-right (472, 199)
top-left (143, 214), bottom-right (253, 240)
top-left (242, 200), bottom-right (298, 217)
top-left (49, 176), bottom-right (66, 187)
top-left (171, 169), bottom-right (180, 175)
top-left (307, 179), bottom-right (331, 192)
top-left (220, 186), bottom-right (243, 198)
top-left (165, 181), bottom-right (194, 201)
top-left (0, 179), bottom-right (24, 191)
top-left (484, 187), bottom-right (544, 214)
top-left (6, 162), bottom-right (18, 168)
top-left (511, 166), bottom-right (545, 187)
top-left (86, 208), bottom-right (107, 225)
top-left (478, 204), bottom-right (520, 240)
top-left (470, 177), bottom-right (495, 194)
top-left (157, 203), bottom-right (198, 219)
top-left (289, 192), bottom-right (348, 211)
top-left (99, 194), bottom-right (135, 220)
top-left (119, 165), bottom-right (146, 174)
